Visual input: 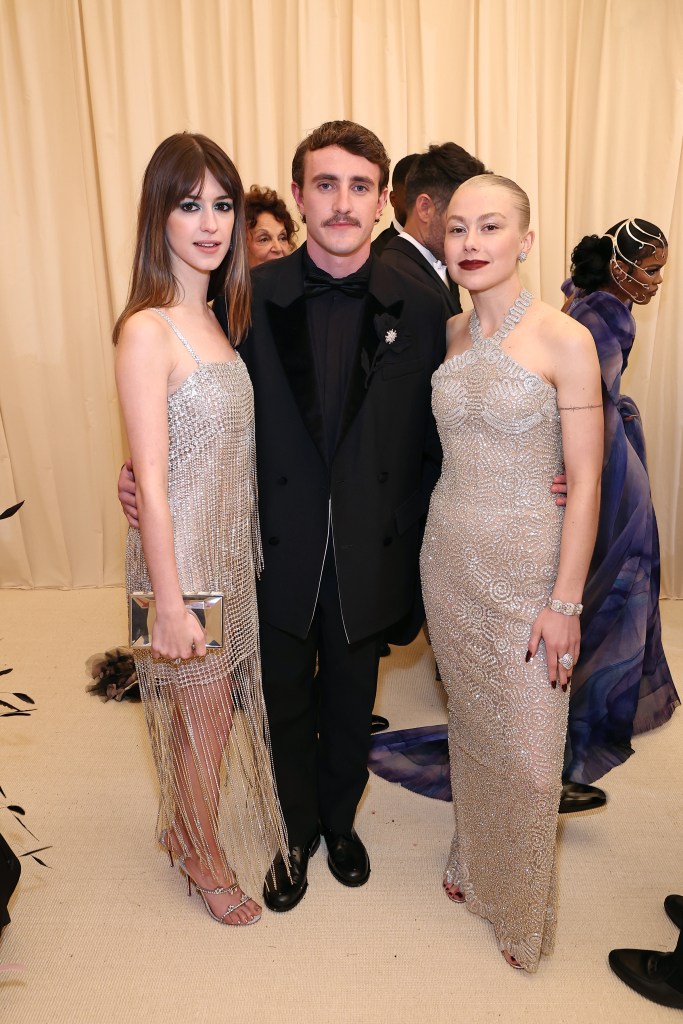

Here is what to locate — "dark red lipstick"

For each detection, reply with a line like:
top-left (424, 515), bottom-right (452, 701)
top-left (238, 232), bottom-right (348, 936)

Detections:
top-left (458, 260), bottom-right (488, 270)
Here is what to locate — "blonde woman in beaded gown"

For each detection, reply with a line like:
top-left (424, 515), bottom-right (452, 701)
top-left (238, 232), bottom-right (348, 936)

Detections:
top-left (421, 176), bottom-right (603, 970)
top-left (114, 134), bottom-right (287, 925)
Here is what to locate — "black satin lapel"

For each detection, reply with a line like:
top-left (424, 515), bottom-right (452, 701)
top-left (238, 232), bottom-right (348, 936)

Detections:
top-left (336, 295), bottom-right (398, 449)
top-left (445, 273), bottom-right (462, 314)
top-left (267, 297), bottom-right (327, 462)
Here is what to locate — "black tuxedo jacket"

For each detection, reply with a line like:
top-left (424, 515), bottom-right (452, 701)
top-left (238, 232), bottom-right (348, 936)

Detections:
top-left (214, 246), bottom-right (445, 644)
top-left (381, 234), bottom-right (462, 319)
top-left (371, 223), bottom-right (399, 257)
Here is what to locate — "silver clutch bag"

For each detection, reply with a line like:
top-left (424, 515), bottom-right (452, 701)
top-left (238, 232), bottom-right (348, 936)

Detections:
top-left (129, 592), bottom-right (224, 650)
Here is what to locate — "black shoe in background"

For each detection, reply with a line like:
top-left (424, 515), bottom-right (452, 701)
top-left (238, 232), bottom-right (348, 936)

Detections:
top-left (608, 947), bottom-right (683, 1009)
top-left (559, 781), bottom-right (607, 813)
top-left (665, 894), bottom-right (683, 930)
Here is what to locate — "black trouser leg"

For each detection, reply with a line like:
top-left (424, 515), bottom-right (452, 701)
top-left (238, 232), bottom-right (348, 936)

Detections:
top-left (259, 544), bottom-right (381, 845)
top-left (316, 546), bottom-right (381, 834)
top-left (259, 616), bottom-right (319, 848)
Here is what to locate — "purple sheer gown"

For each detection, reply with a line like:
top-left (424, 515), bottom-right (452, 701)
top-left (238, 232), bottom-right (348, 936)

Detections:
top-left (561, 283), bottom-right (678, 783)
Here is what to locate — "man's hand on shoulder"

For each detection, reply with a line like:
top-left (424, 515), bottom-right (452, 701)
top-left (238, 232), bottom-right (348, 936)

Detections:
top-left (118, 458), bottom-right (139, 527)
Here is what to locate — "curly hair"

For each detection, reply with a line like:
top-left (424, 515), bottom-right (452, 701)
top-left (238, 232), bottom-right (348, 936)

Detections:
top-left (245, 185), bottom-right (299, 245)
top-left (570, 218), bottom-right (668, 293)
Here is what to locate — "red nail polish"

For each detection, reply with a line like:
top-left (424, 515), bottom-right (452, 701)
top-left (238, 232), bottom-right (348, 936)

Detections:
top-left (525, 650), bottom-right (531, 663)
top-left (551, 680), bottom-right (556, 689)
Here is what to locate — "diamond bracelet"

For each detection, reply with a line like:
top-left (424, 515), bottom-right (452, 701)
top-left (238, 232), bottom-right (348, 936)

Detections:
top-left (548, 598), bottom-right (583, 616)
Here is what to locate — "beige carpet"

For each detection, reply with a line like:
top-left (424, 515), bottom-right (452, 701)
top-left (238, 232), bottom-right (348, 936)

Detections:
top-left (0, 589), bottom-right (681, 1023)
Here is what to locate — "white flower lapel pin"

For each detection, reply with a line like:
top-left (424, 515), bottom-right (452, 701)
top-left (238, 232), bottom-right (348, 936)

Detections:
top-left (385, 328), bottom-right (397, 345)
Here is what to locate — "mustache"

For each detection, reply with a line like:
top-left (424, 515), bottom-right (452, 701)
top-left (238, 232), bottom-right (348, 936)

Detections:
top-left (322, 215), bottom-right (362, 228)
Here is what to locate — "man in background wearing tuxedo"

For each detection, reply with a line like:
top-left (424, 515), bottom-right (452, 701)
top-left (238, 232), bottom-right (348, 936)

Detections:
top-left (380, 142), bottom-right (486, 319)
top-left (371, 152), bottom-right (418, 256)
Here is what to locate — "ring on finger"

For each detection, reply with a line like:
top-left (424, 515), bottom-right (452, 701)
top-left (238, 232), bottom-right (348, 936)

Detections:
top-left (558, 652), bottom-right (574, 670)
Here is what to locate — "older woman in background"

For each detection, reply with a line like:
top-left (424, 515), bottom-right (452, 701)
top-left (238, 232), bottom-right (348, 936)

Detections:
top-left (244, 185), bottom-right (298, 267)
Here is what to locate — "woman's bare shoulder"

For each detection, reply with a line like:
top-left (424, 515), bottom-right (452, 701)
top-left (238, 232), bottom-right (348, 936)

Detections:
top-left (535, 300), bottom-right (593, 353)
top-left (118, 308), bottom-right (168, 345)
top-left (116, 309), bottom-right (175, 377)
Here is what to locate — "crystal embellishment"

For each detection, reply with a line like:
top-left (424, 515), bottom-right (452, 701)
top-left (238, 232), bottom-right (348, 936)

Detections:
top-left (470, 289), bottom-right (534, 347)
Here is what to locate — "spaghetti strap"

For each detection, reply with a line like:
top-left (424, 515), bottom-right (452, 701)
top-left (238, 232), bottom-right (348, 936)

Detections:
top-left (152, 308), bottom-right (203, 365)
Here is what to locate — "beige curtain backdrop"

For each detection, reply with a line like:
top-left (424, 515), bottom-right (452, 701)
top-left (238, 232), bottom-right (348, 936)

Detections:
top-left (1, 0), bottom-right (681, 591)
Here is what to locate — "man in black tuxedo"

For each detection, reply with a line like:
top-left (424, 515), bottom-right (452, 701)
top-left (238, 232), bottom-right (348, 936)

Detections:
top-left (371, 152), bottom-right (418, 256)
top-left (223, 122), bottom-right (444, 911)
top-left (380, 142), bottom-right (487, 319)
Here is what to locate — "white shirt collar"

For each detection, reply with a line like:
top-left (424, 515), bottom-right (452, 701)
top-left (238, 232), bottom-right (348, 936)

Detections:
top-left (398, 231), bottom-right (448, 281)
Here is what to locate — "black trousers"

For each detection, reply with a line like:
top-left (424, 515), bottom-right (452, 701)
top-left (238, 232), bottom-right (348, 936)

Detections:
top-left (259, 545), bottom-right (381, 846)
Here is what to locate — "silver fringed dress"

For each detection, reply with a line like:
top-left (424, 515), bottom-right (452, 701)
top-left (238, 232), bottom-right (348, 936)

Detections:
top-left (420, 313), bottom-right (568, 972)
top-left (125, 309), bottom-right (288, 898)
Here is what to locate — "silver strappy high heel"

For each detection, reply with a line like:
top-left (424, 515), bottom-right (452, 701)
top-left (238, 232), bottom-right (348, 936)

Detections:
top-left (160, 828), bottom-right (260, 925)
top-left (192, 880), bottom-right (261, 926)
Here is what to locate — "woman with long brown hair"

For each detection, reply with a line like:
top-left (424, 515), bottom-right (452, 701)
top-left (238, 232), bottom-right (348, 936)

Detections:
top-left (114, 133), bottom-right (287, 925)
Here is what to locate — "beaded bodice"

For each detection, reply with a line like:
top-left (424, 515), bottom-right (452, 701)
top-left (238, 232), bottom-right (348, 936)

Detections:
top-left (126, 309), bottom-right (262, 651)
top-left (431, 321), bottom-right (563, 521)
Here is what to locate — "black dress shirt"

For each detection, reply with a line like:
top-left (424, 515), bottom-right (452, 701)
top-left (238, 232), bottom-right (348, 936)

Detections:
top-left (303, 250), bottom-right (370, 462)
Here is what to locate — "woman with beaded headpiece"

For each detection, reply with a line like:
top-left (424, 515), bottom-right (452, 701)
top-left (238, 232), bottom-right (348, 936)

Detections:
top-left (420, 175), bottom-right (603, 970)
top-left (560, 219), bottom-right (679, 791)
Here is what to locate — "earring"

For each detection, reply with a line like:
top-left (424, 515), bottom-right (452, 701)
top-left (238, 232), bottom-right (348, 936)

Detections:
top-left (518, 251), bottom-right (527, 263)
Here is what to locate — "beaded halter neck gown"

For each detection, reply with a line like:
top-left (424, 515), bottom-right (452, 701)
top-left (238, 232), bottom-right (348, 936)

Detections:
top-left (125, 310), bottom-right (287, 900)
top-left (420, 293), bottom-right (568, 971)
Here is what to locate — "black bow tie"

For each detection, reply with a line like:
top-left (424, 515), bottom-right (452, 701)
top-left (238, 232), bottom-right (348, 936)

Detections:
top-left (303, 267), bottom-right (368, 298)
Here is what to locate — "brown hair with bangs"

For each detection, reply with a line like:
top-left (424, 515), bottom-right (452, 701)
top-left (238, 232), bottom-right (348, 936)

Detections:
top-left (113, 132), bottom-right (251, 346)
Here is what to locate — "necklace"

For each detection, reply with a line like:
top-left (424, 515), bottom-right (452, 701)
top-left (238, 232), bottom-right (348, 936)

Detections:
top-left (470, 288), bottom-right (533, 346)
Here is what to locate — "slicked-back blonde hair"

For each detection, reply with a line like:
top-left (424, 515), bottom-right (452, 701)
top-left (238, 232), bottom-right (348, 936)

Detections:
top-left (458, 173), bottom-right (531, 232)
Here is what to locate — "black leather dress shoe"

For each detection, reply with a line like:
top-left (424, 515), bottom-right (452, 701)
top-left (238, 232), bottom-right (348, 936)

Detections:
top-left (322, 827), bottom-right (370, 887)
top-left (609, 947), bottom-right (683, 1009)
top-left (559, 781), bottom-right (607, 813)
top-left (665, 894), bottom-right (683, 930)
top-left (370, 714), bottom-right (390, 733)
top-left (263, 834), bottom-right (320, 912)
